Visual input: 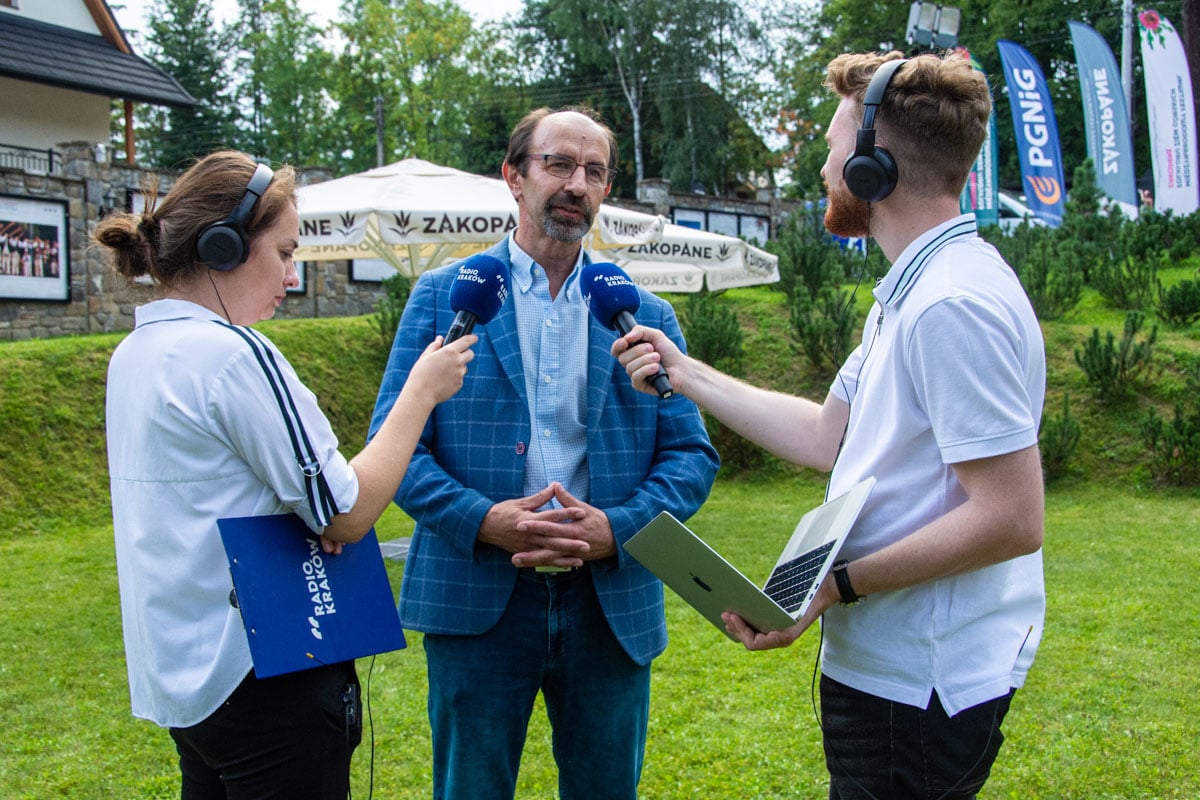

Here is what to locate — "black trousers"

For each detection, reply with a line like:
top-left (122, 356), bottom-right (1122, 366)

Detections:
top-left (169, 662), bottom-right (361, 800)
top-left (821, 674), bottom-right (1014, 800)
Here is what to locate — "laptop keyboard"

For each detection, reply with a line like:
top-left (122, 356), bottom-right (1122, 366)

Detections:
top-left (762, 541), bottom-right (836, 613)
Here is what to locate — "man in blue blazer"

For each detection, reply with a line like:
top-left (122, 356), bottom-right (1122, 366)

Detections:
top-left (369, 106), bottom-right (718, 800)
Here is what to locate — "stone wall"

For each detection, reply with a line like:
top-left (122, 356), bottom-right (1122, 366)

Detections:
top-left (0, 145), bottom-right (382, 341)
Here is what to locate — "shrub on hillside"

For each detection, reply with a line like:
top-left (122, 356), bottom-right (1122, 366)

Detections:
top-left (1074, 311), bottom-right (1158, 403)
top-left (1092, 214), bottom-right (1162, 311)
top-left (680, 290), bottom-right (744, 376)
top-left (1139, 402), bottom-right (1200, 486)
top-left (790, 284), bottom-right (860, 381)
top-left (1139, 355), bottom-right (1200, 486)
top-left (680, 290), bottom-right (765, 472)
top-left (371, 271), bottom-right (411, 349)
top-left (1157, 278), bottom-right (1200, 327)
top-left (1014, 234), bottom-right (1083, 321)
top-left (769, 206), bottom-right (844, 301)
top-left (1040, 393), bottom-right (1081, 483)
top-left (1056, 159), bottom-right (1122, 284)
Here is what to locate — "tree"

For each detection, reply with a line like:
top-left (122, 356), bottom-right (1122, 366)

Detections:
top-left (231, 0), bottom-right (338, 167)
top-left (521, 0), bottom-right (771, 194)
top-left (522, 0), bottom-right (670, 184)
top-left (138, 0), bottom-right (237, 168)
top-left (335, 0), bottom-right (496, 175)
top-left (654, 0), bottom-right (774, 195)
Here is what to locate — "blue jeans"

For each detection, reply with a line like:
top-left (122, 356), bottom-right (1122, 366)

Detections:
top-left (821, 675), bottom-right (1014, 800)
top-left (423, 567), bottom-right (651, 800)
top-left (169, 662), bottom-right (360, 800)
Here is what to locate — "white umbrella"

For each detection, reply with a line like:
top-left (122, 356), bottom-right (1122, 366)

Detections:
top-left (294, 157), bottom-right (779, 293)
top-left (611, 223), bottom-right (779, 293)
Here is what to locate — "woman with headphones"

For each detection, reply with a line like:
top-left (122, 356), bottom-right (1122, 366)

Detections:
top-left (94, 150), bottom-right (476, 799)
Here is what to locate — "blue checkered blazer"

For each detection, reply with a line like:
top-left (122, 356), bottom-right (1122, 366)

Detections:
top-left (369, 239), bottom-right (719, 666)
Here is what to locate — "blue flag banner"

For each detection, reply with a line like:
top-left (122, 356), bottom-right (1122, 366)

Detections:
top-left (957, 48), bottom-right (999, 227)
top-left (1069, 21), bottom-right (1138, 216)
top-left (997, 40), bottom-right (1067, 227)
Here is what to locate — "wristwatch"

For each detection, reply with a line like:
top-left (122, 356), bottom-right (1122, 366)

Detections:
top-left (831, 559), bottom-right (862, 606)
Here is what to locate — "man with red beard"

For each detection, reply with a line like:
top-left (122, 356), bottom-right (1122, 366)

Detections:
top-left (613, 52), bottom-right (1046, 799)
top-left (370, 106), bottom-right (717, 800)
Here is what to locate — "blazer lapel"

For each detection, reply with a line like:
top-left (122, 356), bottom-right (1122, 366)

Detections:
top-left (482, 239), bottom-right (529, 407)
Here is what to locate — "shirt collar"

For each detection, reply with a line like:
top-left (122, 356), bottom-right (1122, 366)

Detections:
top-left (133, 298), bottom-right (225, 328)
top-left (507, 232), bottom-right (585, 301)
top-left (873, 214), bottom-right (978, 309)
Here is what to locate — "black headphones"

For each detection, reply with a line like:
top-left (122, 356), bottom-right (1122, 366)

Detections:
top-left (196, 162), bottom-right (274, 271)
top-left (842, 58), bottom-right (907, 203)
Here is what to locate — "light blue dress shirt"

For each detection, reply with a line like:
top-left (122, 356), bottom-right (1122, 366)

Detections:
top-left (508, 235), bottom-right (590, 507)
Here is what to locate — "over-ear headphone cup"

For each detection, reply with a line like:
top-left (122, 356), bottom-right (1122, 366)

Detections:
top-left (196, 223), bottom-right (246, 272)
top-left (843, 147), bottom-right (898, 203)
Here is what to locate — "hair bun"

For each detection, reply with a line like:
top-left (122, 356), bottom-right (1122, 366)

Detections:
top-left (137, 215), bottom-right (160, 247)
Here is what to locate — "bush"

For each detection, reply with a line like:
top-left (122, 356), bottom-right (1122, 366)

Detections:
top-left (1092, 215), bottom-right (1162, 311)
top-left (1139, 403), bottom-right (1200, 486)
top-left (1156, 278), bottom-right (1200, 327)
top-left (1139, 354), bottom-right (1200, 486)
top-left (789, 284), bottom-right (860, 381)
top-left (371, 271), bottom-right (411, 349)
top-left (1015, 235), bottom-right (1083, 321)
top-left (1040, 393), bottom-right (1081, 483)
top-left (769, 206), bottom-right (849, 302)
top-left (1056, 159), bottom-right (1123, 284)
top-left (1074, 311), bottom-right (1158, 403)
top-left (678, 290), bottom-right (767, 471)
top-left (679, 290), bottom-right (744, 376)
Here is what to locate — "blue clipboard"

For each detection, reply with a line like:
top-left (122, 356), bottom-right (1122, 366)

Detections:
top-left (218, 513), bottom-right (406, 678)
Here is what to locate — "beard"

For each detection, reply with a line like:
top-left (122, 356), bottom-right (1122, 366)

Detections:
top-left (541, 192), bottom-right (595, 242)
top-left (824, 181), bottom-right (871, 239)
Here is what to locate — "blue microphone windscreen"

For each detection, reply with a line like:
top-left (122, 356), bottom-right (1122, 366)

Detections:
top-left (449, 254), bottom-right (510, 324)
top-left (581, 262), bottom-right (640, 329)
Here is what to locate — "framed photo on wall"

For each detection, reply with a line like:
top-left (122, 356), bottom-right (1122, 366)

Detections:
top-left (350, 258), bottom-right (398, 283)
top-left (0, 194), bottom-right (69, 302)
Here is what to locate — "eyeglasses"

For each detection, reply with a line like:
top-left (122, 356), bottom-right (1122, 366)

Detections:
top-left (525, 153), bottom-right (618, 187)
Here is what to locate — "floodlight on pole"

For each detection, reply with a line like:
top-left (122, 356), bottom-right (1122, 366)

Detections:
top-left (906, 2), bottom-right (961, 50)
top-left (933, 5), bottom-right (961, 48)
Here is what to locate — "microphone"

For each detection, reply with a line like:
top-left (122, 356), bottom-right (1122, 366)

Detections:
top-left (445, 253), bottom-right (510, 343)
top-left (581, 262), bottom-right (673, 399)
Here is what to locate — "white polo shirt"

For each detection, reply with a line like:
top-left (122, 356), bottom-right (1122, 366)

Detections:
top-left (106, 299), bottom-right (359, 728)
top-left (823, 215), bottom-right (1046, 716)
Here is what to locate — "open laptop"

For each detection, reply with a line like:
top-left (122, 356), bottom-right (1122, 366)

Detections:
top-left (218, 513), bottom-right (407, 677)
top-left (624, 477), bottom-right (875, 639)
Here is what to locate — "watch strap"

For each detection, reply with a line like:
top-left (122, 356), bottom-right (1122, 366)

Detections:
top-left (832, 559), bottom-right (861, 605)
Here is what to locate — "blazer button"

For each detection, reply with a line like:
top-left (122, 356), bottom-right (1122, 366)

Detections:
top-left (515, 442), bottom-right (526, 455)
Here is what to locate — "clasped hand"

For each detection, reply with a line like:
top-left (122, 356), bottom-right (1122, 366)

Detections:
top-left (480, 482), bottom-right (616, 569)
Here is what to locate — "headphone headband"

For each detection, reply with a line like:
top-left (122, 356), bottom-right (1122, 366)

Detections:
top-left (860, 58), bottom-right (906, 130)
top-left (196, 162), bottom-right (275, 271)
top-left (231, 163), bottom-right (273, 226)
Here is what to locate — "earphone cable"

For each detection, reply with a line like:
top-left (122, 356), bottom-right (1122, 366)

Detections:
top-left (207, 268), bottom-right (232, 323)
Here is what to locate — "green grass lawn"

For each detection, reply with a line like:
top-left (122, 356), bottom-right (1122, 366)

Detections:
top-left (2, 477), bottom-right (1198, 798)
top-left (3, 279), bottom-right (1200, 798)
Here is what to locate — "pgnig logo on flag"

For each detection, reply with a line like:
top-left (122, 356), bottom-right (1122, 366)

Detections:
top-left (1025, 175), bottom-right (1062, 206)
